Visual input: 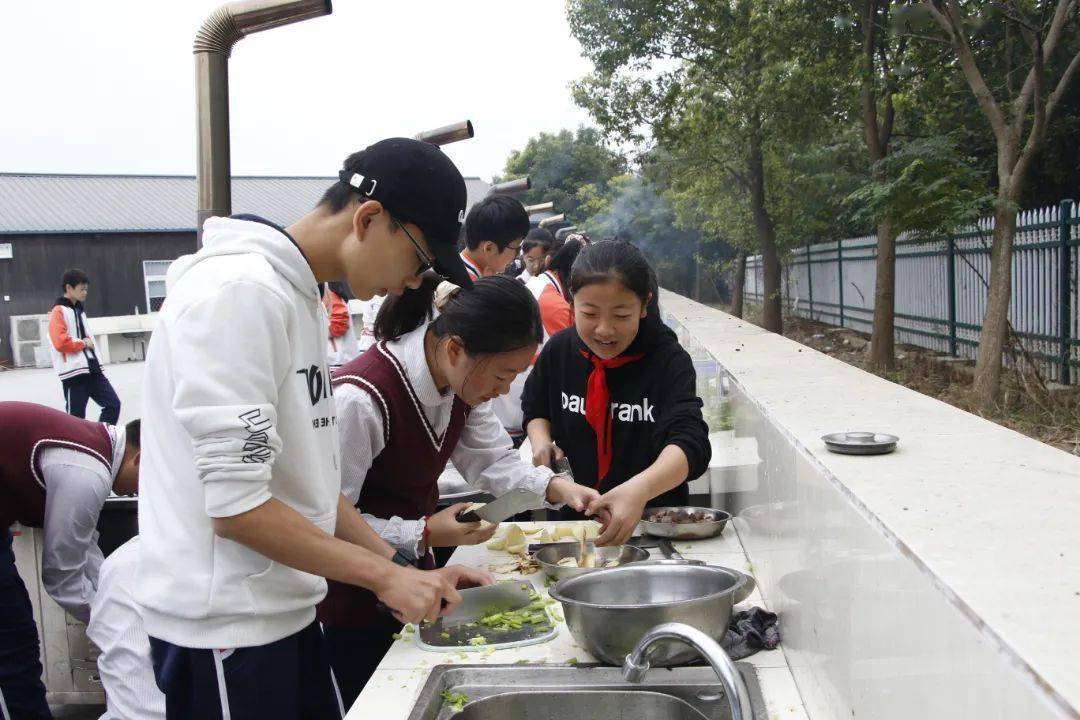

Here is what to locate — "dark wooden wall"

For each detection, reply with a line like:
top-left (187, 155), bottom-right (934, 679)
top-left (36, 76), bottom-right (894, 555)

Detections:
top-left (0, 231), bottom-right (196, 366)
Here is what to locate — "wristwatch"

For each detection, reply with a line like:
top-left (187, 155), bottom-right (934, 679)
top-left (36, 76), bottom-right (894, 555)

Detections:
top-left (390, 550), bottom-right (414, 567)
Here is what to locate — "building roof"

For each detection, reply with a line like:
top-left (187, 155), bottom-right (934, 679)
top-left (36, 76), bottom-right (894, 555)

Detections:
top-left (0, 173), bottom-right (492, 234)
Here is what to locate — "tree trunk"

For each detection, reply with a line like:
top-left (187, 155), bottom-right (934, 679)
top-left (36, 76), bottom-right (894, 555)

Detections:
top-left (731, 251), bottom-right (746, 318)
top-left (747, 113), bottom-right (783, 334)
top-left (693, 238), bottom-right (702, 301)
top-left (868, 217), bottom-right (897, 369)
top-left (972, 199), bottom-right (1018, 406)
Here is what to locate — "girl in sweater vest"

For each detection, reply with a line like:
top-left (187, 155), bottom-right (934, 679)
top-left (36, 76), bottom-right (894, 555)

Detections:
top-left (522, 240), bottom-right (712, 547)
top-left (320, 275), bottom-right (599, 703)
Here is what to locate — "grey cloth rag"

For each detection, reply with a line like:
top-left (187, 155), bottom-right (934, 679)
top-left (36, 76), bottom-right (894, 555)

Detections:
top-left (721, 607), bottom-right (780, 660)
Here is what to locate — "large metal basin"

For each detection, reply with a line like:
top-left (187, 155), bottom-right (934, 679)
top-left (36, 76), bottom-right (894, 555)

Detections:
top-left (549, 563), bottom-right (751, 666)
top-left (405, 664), bottom-right (765, 720)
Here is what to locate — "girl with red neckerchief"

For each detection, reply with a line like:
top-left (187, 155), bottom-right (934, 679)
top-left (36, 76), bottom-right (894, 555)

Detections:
top-left (522, 240), bottom-right (712, 547)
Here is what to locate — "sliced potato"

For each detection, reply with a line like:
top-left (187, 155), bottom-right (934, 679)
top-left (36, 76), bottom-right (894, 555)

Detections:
top-left (504, 524), bottom-right (527, 555)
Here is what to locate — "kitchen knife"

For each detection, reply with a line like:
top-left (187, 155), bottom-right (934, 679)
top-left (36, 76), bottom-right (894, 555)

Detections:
top-left (456, 489), bottom-right (543, 524)
top-left (439, 581), bottom-right (535, 627)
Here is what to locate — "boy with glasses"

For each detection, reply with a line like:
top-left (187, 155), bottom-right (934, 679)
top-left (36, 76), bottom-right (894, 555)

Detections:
top-left (458, 195), bottom-right (530, 280)
top-left (136, 138), bottom-right (488, 719)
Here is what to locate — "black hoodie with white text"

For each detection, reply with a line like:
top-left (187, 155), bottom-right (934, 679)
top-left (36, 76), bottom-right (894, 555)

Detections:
top-left (521, 316), bottom-right (711, 507)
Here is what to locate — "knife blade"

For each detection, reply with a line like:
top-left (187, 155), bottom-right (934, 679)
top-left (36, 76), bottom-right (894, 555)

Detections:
top-left (456, 489), bottom-right (543, 524)
top-left (439, 581), bottom-right (535, 627)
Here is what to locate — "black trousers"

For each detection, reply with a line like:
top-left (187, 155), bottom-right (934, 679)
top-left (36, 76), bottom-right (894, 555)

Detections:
top-left (321, 625), bottom-right (396, 711)
top-left (0, 531), bottom-right (51, 720)
top-left (62, 372), bottom-right (121, 425)
top-left (149, 621), bottom-right (344, 720)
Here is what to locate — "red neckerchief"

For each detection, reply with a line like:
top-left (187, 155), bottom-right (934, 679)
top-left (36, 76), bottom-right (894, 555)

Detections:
top-left (580, 349), bottom-right (644, 486)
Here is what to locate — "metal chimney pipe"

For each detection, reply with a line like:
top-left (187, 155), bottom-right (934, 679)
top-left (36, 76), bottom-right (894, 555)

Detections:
top-left (194, 0), bottom-right (332, 244)
top-left (538, 213), bottom-right (566, 228)
top-left (524, 202), bottom-right (554, 214)
top-left (415, 120), bottom-right (474, 147)
top-left (488, 177), bottom-right (531, 195)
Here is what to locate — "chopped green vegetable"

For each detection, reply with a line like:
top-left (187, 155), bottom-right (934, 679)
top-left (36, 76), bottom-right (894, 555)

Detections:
top-left (440, 632), bottom-right (451, 639)
top-left (391, 633), bottom-right (403, 641)
top-left (566, 657), bottom-right (579, 665)
top-left (441, 690), bottom-right (469, 713)
top-left (468, 635), bottom-right (488, 646)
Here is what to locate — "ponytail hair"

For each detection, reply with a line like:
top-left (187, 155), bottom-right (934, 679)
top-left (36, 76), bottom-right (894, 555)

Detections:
top-left (373, 275), bottom-right (438, 342)
top-left (375, 274), bottom-right (542, 356)
top-left (546, 238), bottom-right (585, 301)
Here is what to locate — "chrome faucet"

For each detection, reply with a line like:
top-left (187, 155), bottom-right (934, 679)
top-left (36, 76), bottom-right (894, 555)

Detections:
top-left (623, 622), bottom-right (753, 720)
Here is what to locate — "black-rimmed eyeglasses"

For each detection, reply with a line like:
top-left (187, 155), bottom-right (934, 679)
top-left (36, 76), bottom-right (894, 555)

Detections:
top-left (395, 221), bottom-right (434, 275)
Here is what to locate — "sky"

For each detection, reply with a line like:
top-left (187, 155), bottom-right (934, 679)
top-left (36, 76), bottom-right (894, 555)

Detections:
top-left (0, 0), bottom-right (597, 181)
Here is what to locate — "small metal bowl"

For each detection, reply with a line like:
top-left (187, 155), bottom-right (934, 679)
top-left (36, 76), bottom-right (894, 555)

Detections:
top-left (822, 431), bottom-right (898, 456)
top-left (640, 506), bottom-right (732, 540)
top-left (534, 542), bottom-right (650, 581)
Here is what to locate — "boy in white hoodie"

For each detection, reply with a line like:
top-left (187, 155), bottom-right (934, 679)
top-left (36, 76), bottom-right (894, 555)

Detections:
top-left (136, 138), bottom-right (489, 719)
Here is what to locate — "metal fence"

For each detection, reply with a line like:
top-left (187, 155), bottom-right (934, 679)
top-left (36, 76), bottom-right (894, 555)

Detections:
top-left (745, 199), bottom-right (1080, 384)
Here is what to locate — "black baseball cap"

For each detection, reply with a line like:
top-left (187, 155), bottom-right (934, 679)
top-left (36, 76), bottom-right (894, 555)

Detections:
top-left (338, 138), bottom-right (472, 288)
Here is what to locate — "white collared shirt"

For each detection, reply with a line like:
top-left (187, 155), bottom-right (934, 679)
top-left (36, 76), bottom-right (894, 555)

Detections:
top-left (336, 323), bottom-right (556, 558)
top-left (87, 538), bottom-right (167, 720)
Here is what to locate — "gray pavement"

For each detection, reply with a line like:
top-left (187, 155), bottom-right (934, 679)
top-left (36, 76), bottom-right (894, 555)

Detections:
top-left (0, 360), bottom-right (145, 423)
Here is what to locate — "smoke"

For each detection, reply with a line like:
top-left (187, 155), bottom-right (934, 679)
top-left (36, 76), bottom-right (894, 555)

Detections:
top-left (582, 174), bottom-right (717, 298)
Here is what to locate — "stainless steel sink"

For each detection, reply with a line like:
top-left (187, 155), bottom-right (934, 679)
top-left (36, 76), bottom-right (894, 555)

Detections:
top-left (405, 664), bottom-right (766, 720)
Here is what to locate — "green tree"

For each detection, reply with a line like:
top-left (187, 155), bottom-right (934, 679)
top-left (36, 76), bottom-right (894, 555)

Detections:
top-left (568, 0), bottom-right (847, 333)
top-left (902, 0), bottom-right (1080, 406)
top-left (498, 127), bottom-right (626, 222)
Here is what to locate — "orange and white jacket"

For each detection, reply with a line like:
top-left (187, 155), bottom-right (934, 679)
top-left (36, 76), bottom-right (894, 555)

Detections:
top-left (48, 298), bottom-right (100, 380)
top-left (322, 288), bottom-right (360, 369)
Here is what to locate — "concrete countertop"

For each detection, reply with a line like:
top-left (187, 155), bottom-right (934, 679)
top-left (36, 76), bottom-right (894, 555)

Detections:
top-left (347, 521), bottom-right (807, 719)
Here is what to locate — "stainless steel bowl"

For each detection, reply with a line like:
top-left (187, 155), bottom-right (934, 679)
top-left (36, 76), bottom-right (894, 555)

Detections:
top-left (640, 506), bottom-right (732, 540)
top-left (533, 542), bottom-right (650, 581)
top-left (549, 563), bottom-right (751, 666)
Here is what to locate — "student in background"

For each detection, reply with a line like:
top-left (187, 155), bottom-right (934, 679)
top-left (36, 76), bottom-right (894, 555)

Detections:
top-left (49, 268), bottom-right (121, 424)
top-left (536, 238), bottom-right (585, 341)
top-left (515, 228), bottom-right (554, 284)
top-left (492, 239), bottom-right (584, 445)
top-left (522, 241), bottom-right (711, 547)
top-left (0, 401), bottom-right (141, 720)
top-left (322, 281), bottom-right (361, 370)
top-left (323, 276), bottom-right (597, 702)
top-left (355, 295), bottom-right (384, 353)
top-left (458, 196), bottom-right (530, 280)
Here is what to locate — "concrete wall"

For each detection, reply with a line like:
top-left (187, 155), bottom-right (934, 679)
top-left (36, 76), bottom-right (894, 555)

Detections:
top-left (661, 290), bottom-right (1080, 720)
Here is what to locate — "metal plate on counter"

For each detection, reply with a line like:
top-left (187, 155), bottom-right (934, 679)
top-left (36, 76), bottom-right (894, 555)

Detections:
top-left (822, 432), bottom-right (898, 455)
